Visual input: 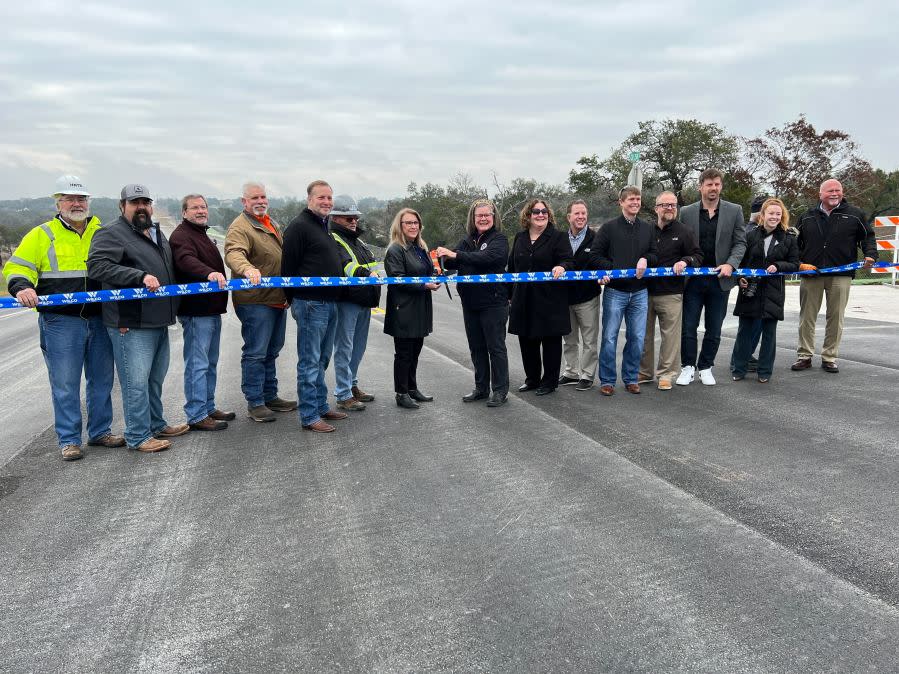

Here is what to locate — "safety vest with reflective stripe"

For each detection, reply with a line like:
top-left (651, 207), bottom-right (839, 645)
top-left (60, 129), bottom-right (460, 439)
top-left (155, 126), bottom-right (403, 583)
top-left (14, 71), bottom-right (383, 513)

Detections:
top-left (331, 232), bottom-right (378, 277)
top-left (3, 215), bottom-right (103, 314)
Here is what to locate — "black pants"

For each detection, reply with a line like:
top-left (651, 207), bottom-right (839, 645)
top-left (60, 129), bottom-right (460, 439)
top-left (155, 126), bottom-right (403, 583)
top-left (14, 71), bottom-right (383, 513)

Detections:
top-left (393, 337), bottom-right (424, 394)
top-left (518, 335), bottom-right (562, 389)
top-left (463, 304), bottom-right (509, 395)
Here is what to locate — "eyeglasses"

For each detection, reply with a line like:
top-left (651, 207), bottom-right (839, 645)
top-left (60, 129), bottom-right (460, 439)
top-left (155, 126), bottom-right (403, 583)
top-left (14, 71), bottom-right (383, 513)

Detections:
top-left (401, 220), bottom-right (420, 226)
top-left (531, 208), bottom-right (549, 216)
top-left (475, 213), bottom-right (493, 219)
top-left (59, 196), bottom-right (89, 203)
top-left (337, 216), bottom-right (360, 222)
top-left (654, 203), bottom-right (677, 209)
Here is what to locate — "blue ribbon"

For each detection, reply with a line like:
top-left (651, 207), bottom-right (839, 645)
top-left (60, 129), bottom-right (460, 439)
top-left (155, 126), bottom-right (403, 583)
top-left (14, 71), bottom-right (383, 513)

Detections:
top-left (1, 261), bottom-right (892, 309)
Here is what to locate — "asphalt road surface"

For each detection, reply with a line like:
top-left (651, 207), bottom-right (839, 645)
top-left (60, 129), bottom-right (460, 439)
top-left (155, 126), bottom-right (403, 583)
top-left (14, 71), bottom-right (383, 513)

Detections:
top-left (1, 286), bottom-right (898, 672)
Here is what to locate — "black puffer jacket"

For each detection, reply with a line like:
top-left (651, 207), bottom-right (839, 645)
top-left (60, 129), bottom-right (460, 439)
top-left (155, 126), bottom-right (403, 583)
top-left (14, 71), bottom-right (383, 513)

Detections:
top-left (443, 227), bottom-right (508, 310)
top-left (796, 199), bottom-right (876, 278)
top-left (383, 242), bottom-right (433, 338)
top-left (733, 226), bottom-right (799, 321)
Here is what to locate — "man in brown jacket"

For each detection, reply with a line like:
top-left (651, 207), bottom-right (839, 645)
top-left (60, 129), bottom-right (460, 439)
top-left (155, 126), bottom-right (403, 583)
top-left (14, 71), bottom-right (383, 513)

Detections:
top-left (224, 181), bottom-right (297, 422)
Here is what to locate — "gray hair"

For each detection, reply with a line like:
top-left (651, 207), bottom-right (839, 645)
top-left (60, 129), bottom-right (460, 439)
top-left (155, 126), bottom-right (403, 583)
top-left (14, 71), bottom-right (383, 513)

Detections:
top-left (241, 181), bottom-right (266, 197)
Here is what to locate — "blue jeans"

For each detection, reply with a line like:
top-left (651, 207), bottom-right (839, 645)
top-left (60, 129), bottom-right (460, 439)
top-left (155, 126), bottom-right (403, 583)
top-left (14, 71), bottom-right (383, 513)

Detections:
top-left (333, 302), bottom-right (371, 402)
top-left (39, 313), bottom-right (114, 448)
top-left (179, 315), bottom-right (222, 424)
top-left (600, 287), bottom-right (648, 387)
top-left (291, 299), bottom-right (338, 426)
top-left (234, 303), bottom-right (287, 407)
top-left (732, 317), bottom-right (778, 378)
top-left (107, 326), bottom-right (170, 448)
top-left (681, 276), bottom-right (731, 370)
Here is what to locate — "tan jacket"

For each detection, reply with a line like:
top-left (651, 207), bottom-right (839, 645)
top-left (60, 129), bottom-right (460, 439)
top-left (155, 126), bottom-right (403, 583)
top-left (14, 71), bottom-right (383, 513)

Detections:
top-left (224, 212), bottom-right (287, 306)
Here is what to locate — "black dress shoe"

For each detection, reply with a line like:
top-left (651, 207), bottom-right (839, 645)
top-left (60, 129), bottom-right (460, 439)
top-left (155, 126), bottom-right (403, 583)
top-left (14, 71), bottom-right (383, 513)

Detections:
top-left (821, 361), bottom-right (839, 373)
top-left (462, 390), bottom-right (489, 402)
top-left (395, 393), bottom-right (420, 409)
top-left (486, 392), bottom-right (507, 407)
top-left (535, 386), bottom-right (556, 396)
top-left (518, 383), bottom-right (537, 392)
top-left (408, 389), bottom-right (433, 402)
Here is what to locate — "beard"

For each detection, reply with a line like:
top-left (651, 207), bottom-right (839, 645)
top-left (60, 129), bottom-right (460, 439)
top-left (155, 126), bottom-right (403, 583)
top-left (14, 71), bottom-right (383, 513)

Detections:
top-left (132, 210), bottom-right (153, 230)
top-left (60, 206), bottom-right (89, 223)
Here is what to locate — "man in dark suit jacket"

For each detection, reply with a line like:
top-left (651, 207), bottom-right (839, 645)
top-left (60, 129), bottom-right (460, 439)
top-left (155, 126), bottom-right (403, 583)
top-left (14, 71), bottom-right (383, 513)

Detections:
top-left (559, 199), bottom-right (601, 391)
top-left (676, 168), bottom-right (747, 387)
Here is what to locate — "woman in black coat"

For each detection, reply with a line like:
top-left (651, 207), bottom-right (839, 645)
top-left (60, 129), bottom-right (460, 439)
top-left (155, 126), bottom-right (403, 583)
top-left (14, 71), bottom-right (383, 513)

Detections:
top-left (384, 208), bottom-right (441, 409)
top-left (731, 198), bottom-right (800, 383)
top-left (436, 198), bottom-right (510, 407)
top-left (507, 198), bottom-right (574, 395)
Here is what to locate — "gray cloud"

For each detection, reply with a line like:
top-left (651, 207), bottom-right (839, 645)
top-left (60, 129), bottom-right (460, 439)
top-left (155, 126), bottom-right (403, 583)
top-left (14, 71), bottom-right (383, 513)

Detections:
top-left (1, 0), bottom-right (896, 200)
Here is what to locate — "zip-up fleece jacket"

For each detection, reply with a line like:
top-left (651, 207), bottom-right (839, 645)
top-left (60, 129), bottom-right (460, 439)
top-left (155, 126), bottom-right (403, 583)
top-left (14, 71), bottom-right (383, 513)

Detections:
top-left (589, 215), bottom-right (659, 292)
top-left (87, 216), bottom-right (178, 329)
top-left (169, 219), bottom-right (228, 316)
top-left (567, 227), bottom-right (601, 306)
top-left (282, 208), bottom-right (344, 302)
top-left (647, 219), bottom-right (703, 295)
top-left (224, 212), bottom-right (286, 306)
top-left (443, 227), bottom-right (509, 310)
top-left (796, 199), bottom-right (876, 278)
top-left (330, 222), bottom-right (381, 308)
top-left (3, 215), bottom-right (103, 317)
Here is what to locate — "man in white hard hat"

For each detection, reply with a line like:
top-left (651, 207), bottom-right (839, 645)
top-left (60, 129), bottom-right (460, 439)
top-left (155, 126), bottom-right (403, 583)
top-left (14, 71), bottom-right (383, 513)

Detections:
top-left (329, 194), bottom-right (381, 411)
top-left (2, 175), bottom-right (123, 461)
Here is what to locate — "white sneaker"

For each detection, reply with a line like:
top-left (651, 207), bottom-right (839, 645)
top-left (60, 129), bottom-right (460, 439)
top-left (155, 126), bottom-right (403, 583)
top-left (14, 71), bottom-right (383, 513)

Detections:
top-left (698, 368), bottom-right (716, 386)
top-left (675, 366), bottom-right (695, 386)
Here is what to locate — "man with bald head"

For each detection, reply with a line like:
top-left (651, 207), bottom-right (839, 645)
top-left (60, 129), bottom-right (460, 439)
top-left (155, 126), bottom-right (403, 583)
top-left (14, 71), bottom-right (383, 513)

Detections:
top-left (792, 179), bottom-right (876, 374)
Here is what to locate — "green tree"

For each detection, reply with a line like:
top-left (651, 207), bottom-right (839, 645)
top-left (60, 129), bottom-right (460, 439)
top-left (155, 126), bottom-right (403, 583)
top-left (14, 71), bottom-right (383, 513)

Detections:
top-left (570, 119), bottom-right (740, 205)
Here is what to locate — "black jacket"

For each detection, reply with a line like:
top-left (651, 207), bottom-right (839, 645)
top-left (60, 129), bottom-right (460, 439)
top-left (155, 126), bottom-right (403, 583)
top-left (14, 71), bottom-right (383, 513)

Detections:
top-left (443, 227), bottom-right (509, 310)
top-left (87, 217), bottom-right (178, 329)
top-left (733, 226), bottom-right (800, 321)
top-left (281, 208), bottom-right (345, 302)
top-left (169, 219), bottom-right (228, 316)
top-left (330, 222), bottom-right (381, 308)
top-left (507, 227), bottom-right (573, 338)
top-left (647, 219), bottom-right (703, 296)
top-left (589, 215), bottom-right (659, 292)
top-left (796, 199), bottom-right (876, 278)
top-left (567, 227), bottom-right (602, 306)
top-left (383, 242), bottom-right (433, 338)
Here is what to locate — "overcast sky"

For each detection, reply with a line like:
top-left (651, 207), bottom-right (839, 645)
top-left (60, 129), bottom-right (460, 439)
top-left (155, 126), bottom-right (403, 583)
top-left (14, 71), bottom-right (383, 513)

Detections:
top-left (2, 0), bottom-right (897, 201)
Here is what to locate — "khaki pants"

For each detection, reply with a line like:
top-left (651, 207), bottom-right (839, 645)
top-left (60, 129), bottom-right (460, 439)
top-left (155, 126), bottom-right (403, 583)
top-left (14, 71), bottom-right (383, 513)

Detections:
top-left (562, 295), bottom-right (600, 380)
top-left (639, 293), bottom-right (683, 382)
top-left (797, 275), bottom-right (852, 363)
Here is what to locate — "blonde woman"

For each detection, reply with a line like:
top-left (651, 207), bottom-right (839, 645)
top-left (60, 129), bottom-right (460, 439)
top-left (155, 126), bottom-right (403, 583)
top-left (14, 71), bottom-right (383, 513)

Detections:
top-left (384, 208), bottom-right (440, 409)
top-left (731, 198), bottom-right (799, 382)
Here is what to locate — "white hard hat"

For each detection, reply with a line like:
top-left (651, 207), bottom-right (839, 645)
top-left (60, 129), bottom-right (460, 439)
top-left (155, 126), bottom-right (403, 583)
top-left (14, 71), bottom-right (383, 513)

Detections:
top-left (54, 175), bottom-right (91, 197)
top-left (331, 194), bottom-right (362, 217)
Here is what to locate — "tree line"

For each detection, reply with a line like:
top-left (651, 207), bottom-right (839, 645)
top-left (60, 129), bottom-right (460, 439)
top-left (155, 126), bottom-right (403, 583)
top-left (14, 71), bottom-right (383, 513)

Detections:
top-left (2, 115), bottom-right (897, 256)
